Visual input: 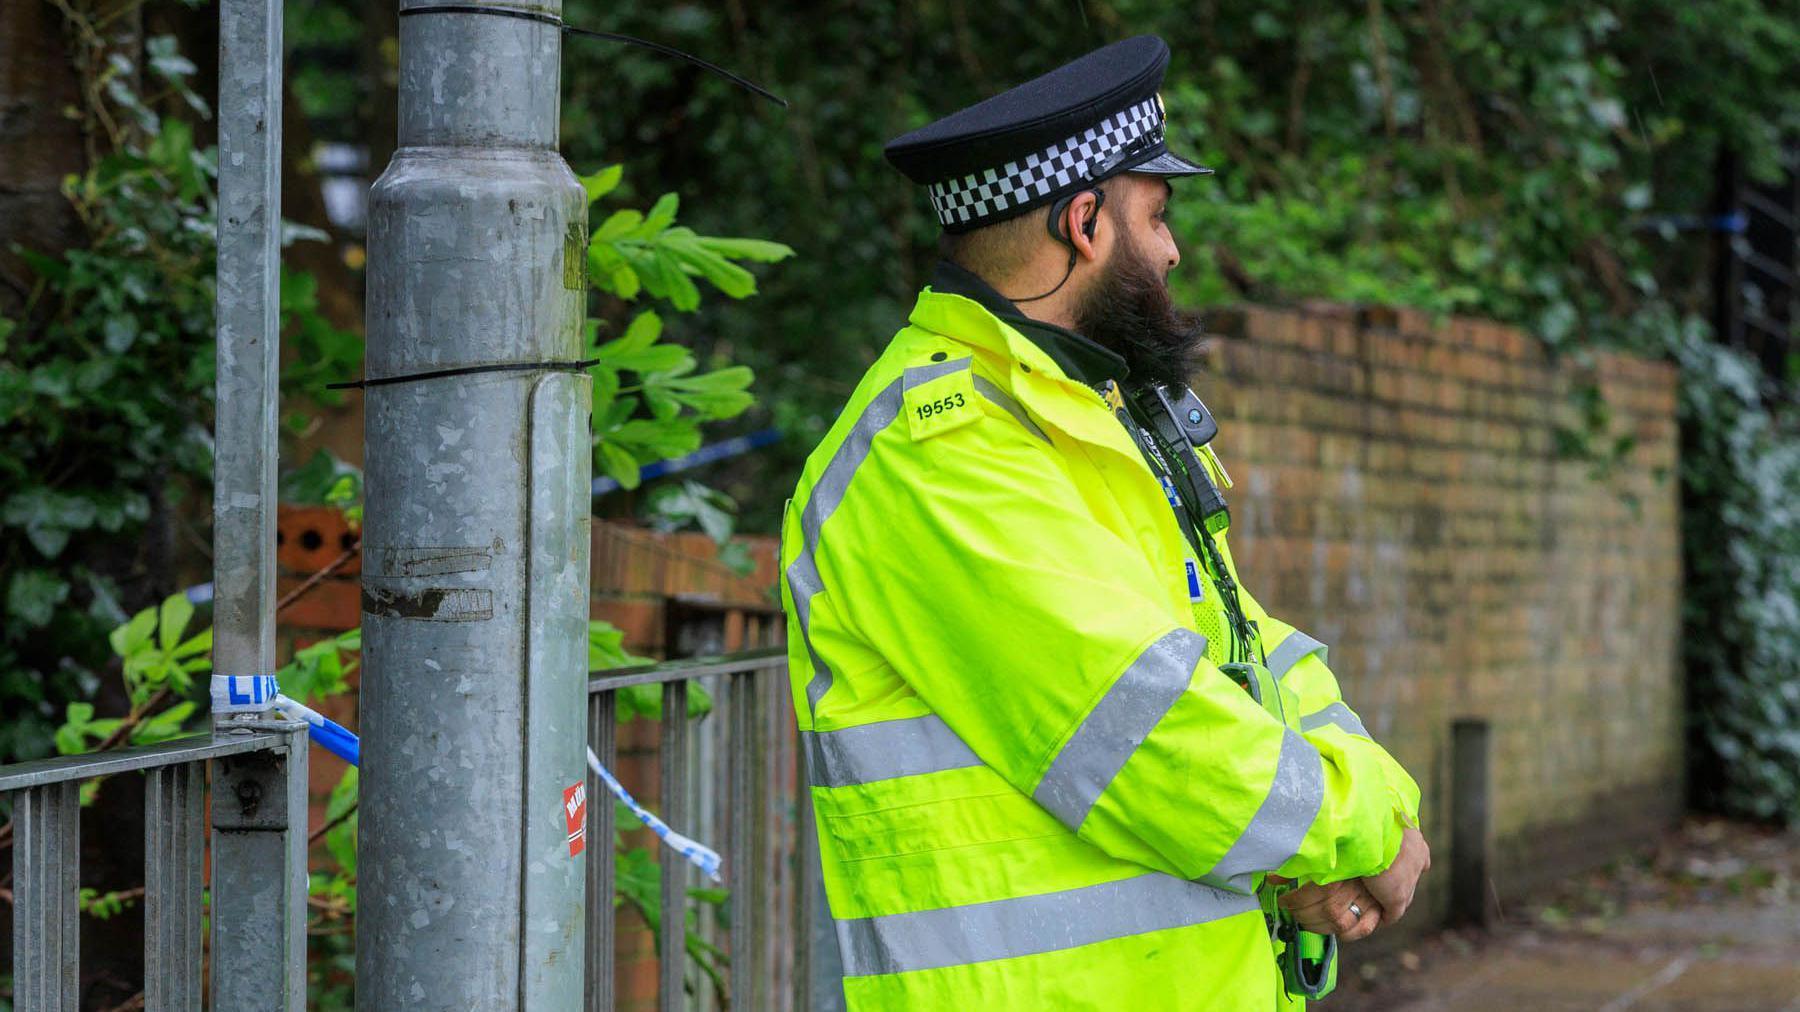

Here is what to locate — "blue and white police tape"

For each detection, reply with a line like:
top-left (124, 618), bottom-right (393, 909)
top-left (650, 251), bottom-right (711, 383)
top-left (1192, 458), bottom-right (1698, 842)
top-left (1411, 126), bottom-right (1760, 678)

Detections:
top-left (210, 674), bottom-right (362, 766)
top-left (274, 695), bottom-right (362, 767)
top-left (210, 674), bottom-right (280, 713)
top-left (587, 746), bottom-right (723, 882)
top-left (209, 675), bottom-right (722, 880)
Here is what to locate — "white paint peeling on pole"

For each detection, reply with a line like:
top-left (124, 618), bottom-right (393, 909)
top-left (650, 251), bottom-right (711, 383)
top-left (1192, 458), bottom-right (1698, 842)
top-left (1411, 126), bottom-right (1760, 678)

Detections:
top-left (358, 0), bottom-right (589, 1006)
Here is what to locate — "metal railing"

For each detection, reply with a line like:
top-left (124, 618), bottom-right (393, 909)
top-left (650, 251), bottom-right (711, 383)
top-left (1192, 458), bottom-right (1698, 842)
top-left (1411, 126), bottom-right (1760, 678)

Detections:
top-left (3, 648), bottom-right (822, 1010)
top-left (587, 646), bottom-right (835, 1010)
top-left (0, 723), bottom-right (310, 1009)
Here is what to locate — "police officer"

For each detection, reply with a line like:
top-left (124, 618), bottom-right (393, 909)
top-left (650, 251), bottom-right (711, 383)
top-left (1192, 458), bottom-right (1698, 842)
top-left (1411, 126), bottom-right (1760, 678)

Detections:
top-left (781, 35), bottom-right (1429, 1009)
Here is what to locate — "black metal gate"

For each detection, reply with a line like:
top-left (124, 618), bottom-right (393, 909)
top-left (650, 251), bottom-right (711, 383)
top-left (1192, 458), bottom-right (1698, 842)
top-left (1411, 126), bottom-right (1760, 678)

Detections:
top-left (1713, 145), bottom-right (1799, 392)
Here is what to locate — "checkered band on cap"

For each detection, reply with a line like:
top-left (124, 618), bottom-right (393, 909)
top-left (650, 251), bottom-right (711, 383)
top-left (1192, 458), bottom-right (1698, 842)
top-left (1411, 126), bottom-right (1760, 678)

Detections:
top-left (927, 97), bottom-right (1164, 228)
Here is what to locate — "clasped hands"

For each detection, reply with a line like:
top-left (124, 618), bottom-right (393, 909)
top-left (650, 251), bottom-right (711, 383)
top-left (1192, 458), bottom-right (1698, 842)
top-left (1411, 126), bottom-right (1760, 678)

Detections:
top-left (1273, 828), bottom-right (1430, 943)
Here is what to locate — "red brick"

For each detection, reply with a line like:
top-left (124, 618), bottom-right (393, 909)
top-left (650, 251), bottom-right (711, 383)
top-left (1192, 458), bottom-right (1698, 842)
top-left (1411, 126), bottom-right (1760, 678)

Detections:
top-left (276, 504), bottom-right (362, 577)
top-left (592, 596), bottom-right (664, 654)
top-left (276, 576), bottom-right (359, 631)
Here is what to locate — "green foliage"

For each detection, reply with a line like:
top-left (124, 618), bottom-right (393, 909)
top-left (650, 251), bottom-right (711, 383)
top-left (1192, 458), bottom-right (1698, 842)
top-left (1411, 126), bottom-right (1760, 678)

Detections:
top-left (279, 449), bottom-right (366, 527)
top-left (589, 619), bottom-right (652, 671)
top-left (53, 593), bottom-right (209, 756)
top-left (1665, 315), bottom-right (1800, 822)
top-left (279, 270), bottom-right (365, 411)
top-left (78, 887), bottom-right (141, 920)
top-left (645, 481), bottom-right (740, 545)
top-left (580, 165), bottom-right (790, 495)
top-left (41, 591), bottom-right (208, 816)
top-left (614, 843), bottom-right (732, 1000)
top-left (0, 28), bottom-right (353, 764)
top-left (589, 616), bottom-right (716, 719)
top-left (278, 628), bottom-right (362, 704)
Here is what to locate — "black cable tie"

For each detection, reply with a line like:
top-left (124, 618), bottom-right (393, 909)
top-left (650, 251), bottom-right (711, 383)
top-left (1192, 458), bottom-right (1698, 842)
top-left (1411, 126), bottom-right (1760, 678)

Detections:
top-left (327, 358), bottom-right (602, 391)
top-left (398, 4), bottom-right (789, 108)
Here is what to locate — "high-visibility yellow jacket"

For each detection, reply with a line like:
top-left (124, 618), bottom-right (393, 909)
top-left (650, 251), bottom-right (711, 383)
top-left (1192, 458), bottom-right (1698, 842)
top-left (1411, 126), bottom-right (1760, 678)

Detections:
top-left (781, 285), bottom-right (1421, 1009)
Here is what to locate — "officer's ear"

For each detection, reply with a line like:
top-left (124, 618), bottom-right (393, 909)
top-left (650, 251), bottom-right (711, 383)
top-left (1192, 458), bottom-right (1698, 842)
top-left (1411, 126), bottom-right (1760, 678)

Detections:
top-left (1053, 187), bottom-right (1106, 262)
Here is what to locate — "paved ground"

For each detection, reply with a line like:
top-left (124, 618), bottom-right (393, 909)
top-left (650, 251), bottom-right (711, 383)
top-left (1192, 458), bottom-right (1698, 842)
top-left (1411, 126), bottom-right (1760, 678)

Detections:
top-left (1330, 818), bottom-right (1800, 1011)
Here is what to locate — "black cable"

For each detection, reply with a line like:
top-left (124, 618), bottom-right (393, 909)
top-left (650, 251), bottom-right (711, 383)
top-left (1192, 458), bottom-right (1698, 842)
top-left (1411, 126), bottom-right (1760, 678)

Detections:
top-left (1004, 188), bottom-right (1104, 304)
top-left (398, 4), bottom-right (788, 108)
top-left (328, 357), bottom-right (602, 391)
top-left (1121, 392), bottom-right (1261, 664)
top-left (1004, 249), bottom-right (1078, 304)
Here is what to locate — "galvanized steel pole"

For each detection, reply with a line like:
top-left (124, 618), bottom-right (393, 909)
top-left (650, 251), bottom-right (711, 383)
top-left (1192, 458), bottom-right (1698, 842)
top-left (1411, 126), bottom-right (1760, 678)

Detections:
top-left (212, 0), bottom-right (310, 1006)
top-left (358, 1), bottom-right (590, 1006)
top-left (212, 1), bottom-right (280, 717)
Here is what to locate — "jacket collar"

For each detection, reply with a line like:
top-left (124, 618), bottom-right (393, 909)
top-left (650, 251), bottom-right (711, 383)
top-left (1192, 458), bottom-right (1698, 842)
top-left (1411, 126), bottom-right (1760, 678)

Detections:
top-left (927, 260), bottom-right (1128, 388)
top-left (908, 278), bottom-right (1142, 460)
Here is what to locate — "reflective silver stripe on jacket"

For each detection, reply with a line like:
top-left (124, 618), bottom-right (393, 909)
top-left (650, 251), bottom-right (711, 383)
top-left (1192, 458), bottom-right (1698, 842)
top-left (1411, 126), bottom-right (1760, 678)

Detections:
top-left (1265, 630), bottom-right (1327, 681)
top-left (787, 357), bottom-right (972, 714)
top-left (835, 871), bottom-right (1260, 977)
top-left (1299, 701), bottom-right (1370, 739)
top-left (804, 714), bottom-right (984, 788)
top-left (1033, 629), bottom-right (1206, 831)
top-left (972, 376), bottom-right (1051, 444)
top-left (1203, 727), bottom-right (1326, 893)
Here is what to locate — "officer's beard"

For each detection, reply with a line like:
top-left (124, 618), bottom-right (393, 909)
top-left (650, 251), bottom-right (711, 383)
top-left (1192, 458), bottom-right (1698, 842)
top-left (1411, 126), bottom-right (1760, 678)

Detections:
top-left (1072, 232), bottom-right (1204, 389)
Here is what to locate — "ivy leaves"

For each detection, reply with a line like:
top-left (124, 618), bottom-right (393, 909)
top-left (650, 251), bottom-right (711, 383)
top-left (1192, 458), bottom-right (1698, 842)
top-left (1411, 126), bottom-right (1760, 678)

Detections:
top-left (3, 488), bottom-right (149, 561)
top-left (578, 166), bottom-right (792, 491)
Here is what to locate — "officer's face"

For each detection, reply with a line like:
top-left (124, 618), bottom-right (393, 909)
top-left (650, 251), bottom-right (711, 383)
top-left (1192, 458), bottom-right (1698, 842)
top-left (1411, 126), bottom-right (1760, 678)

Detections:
top-left (1073, 180), bottom-right (1203, 388)
top-left (1112, 174), bottom-right (1181, 282)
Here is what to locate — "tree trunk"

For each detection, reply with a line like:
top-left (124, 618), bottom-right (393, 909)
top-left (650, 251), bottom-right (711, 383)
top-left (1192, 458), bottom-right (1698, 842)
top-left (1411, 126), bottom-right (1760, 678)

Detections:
top-left (0, 0), bottom-right (89, 314)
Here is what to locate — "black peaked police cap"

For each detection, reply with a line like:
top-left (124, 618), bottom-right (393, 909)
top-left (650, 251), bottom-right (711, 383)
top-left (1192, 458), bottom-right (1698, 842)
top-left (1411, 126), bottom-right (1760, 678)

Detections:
top-left (885, 35), bottom-right (1212, 234)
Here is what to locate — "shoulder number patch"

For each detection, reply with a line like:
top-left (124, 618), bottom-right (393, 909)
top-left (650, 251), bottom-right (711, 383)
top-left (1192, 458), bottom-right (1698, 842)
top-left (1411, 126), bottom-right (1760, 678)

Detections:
top-left (903, 356), bottom-right (979, 441)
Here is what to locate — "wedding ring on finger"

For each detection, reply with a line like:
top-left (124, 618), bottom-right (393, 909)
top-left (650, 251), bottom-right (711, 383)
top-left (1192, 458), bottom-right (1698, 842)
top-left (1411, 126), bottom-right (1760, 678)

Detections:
top-left (1348, 902), bottom-right (1363, 919)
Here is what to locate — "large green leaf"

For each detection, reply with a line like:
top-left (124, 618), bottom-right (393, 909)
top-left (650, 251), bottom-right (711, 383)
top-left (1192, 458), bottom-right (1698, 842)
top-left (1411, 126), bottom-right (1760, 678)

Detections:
top-left (109, 605), bottom-right (158, 658)
top-left (579, 164), bottom-right (623, 204)
top-left (692, 236), bottom-right (795, 264)
top-left (609, 418), bottom-right (701, 461)
top-left (630, 193), bottom-right (680, 238)
top-left (592, 209), bottom-right (643, 243)
top-left (596, 441), bottom-right (642, 489)
top-left (157, 593), bottom-right (194, 653)
top-left (664, 233), bottom-right (757, 300)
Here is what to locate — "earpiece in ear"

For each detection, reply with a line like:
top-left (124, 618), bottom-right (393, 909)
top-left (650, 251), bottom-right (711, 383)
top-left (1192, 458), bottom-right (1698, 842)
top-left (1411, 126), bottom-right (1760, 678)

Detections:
top-left (1045, 186), bottom-right (1106, 247)
top-left (1082, 186), bottom-right (1107, 242)
top-left (1045, 193), bottom-right (1078, 246)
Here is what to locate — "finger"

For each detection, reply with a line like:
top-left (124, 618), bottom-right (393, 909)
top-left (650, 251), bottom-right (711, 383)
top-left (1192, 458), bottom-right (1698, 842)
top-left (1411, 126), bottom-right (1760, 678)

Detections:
top-left (1278, 885), bottom-right (1331, 913)
top-left (1330, 887), bottom-right (1367, 931)
top-left (1379, 889), bottom-right (1414, 926)
top-left (1340, 902), bottom-right (1384, 943)
top-left (1328, 886), bottom-right (1378, 935)
top-left (1292, 908), bottom-right (1338, 935)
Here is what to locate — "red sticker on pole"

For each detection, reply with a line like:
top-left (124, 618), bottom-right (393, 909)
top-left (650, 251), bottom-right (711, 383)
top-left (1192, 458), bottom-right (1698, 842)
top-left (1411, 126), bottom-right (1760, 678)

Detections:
top-left (563, 781), bottom-right (587, 857)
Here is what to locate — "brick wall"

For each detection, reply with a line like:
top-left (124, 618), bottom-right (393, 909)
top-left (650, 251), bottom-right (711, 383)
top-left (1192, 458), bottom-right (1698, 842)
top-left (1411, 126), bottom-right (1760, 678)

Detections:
top-left (588, 521), bottom-right (782, 656)
top-left (1198, 303), bottom-right (1684, 924)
